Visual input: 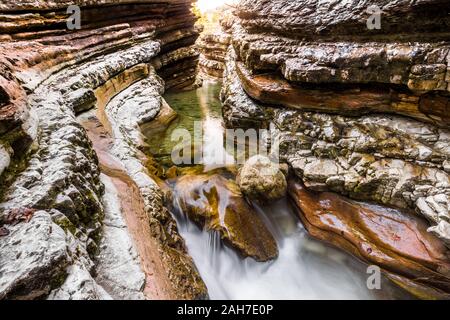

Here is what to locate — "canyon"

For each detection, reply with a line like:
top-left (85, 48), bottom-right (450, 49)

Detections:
top-left (0, 0), bottom-right (450, 300)
top-left (0, 0), bottom-right (206, 300)
top-left (220, 0), bottom-right (450, 299)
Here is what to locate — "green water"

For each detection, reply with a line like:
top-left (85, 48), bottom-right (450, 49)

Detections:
top-left (141, 82), bottom-right (412, 300)
top-left (142, 84), bottom-right (222, 167)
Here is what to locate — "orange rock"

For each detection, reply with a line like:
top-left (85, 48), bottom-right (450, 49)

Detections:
top-left (173, 173), bottom-right (279, 261)
top-left (236, 61), bottom-right (449, 128)
top-left (288, 179), bottom-right (450, 299)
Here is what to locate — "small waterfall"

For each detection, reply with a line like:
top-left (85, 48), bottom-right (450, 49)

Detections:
top-left (149, 83), bottom-right (411, 300)
top-left (170, 194), bottom-right (408, 299)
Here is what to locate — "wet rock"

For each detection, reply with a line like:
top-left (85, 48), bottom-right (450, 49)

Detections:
top-left (288, 180), bottom-right (450, 299)
top-left (173, 173), bottom-right (278, 261)
top-left (0, 0), bottom-right (204, 300)
top-left (0, 61), bottom-right (38, 177)
top-left (237, 155), bottom-right (287, 203)
top-left (140, 99), bottom-right (177, 134)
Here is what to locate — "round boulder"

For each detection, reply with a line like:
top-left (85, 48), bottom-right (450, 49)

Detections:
top-left (237, 155), bottom-right (287, 203)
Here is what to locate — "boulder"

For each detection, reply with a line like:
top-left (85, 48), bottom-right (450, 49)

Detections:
top-left (172, 173), bottom-right (278, 261)
top-left (237, 155), bottom-right (287, 203)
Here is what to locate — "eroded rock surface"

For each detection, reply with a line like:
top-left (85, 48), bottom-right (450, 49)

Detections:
top-left (237, 155), bottom-right (287, 203)
top-left (172, 173), bottom-right (278, 262)
top-left (289, 180), bottom-right (450, 299)
top-left (0, 0), bottom-right (205, 300)
top-left (0, 211), bottom-right (69, 299)
top-left (221, 0), bottom-right (450, 246)
top-left (197, 31), bottom-right (231, 83)
top-left (91, 70), bottom-right (208, 299)
top-left (94, 174), bottom-right (146, 300)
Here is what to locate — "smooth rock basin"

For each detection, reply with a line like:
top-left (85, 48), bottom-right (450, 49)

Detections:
top-left (143, 83), bottom-right (413, 299)
top-left (289, 180), bottom-right (450, 299)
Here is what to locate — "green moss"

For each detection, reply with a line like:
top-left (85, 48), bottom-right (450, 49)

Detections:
top-left (0, 140), bottom-right (36, 203)
top-left (53, 215), bottom-right (77, 236)
top-left (48, 267), bottom-right (69, 293)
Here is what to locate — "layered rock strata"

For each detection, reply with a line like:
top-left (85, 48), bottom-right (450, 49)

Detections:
top-left (221, 0), bottom-right (450, 297)
top-left (221, 0), bottom-right (450, 246)
top-left (196, 31), bottom-right (231, 82)
top-left (289, 180), bottom-right (450, 299)
top-left (0, 0), bottom-right (206, 300)
top-left (172, 173), bottom-right (278, 262)
top-left (236, 155), bottom-right (287, 203)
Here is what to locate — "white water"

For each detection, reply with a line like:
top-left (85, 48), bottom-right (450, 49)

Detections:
top-left (165, 83), bottom-right (410, 300)
top-left (172, 197), bottom-right (408, 300)
top-left (198, 84), bottom-right (235, 171)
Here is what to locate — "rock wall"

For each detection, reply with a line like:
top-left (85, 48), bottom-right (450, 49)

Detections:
top-left (196, 31), bottom-right (231, 82)
top-left (0, 0), bottom-right (206, 300)
top-left (221, 0), bottom-right (450, 297)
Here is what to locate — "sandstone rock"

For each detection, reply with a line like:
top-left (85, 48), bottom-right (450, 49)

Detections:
top-left (235, 0), bottom-right (450, 39)
top-left (140, 98), bottom-right (177, 135)
top-left (236, 61), bottom-right (449, 128)
top-left (82, 84), bottom-right (208, 300)
top-left (263, 107), bottom-right (450, 244)
top-left (172, 173), bottom-right (278, 261)
top-left (48, 264), bottom-right (112, 300)
top-left (153, 45), bottom-right (200, 90)
top-left (221, 50), bottom-right (450, 245)
top-left (221, 47), bottom-right (269, 129)
top-left (0, 145), bottom-right (10, 176)
top-left (289, 180), bottom-right (450, 299)
top-left (237, 155), bottom-right (287, 203)
top-left (0, 61), bottom-right (38, 178)
top-left (232, 0), bottom-right (450, 87)
top-left (221, 0), bottom-right (450, 135)
top-left (94, 174), bottom-right (146, 300)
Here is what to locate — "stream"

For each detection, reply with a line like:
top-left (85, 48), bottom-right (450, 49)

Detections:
top-left (143, 83), bottom-right (411, 300)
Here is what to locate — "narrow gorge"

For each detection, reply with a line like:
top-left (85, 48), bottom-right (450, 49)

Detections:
top-left (0, 0), bottom-right (449, 300)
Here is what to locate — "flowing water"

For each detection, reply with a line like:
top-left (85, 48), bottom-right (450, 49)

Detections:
top-left (143, 83), bottom-right (411, 300)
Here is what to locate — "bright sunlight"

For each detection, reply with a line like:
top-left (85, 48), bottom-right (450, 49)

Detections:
top-left (196, 0), bottom-right (236, 13)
